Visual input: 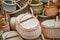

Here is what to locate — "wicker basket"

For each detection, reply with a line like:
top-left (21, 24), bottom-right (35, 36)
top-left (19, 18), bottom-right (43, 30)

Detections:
top-left (4, 0), bottom-right (29, 16)
top-left (16, 9), bottom-right (41, 39)
top-left (41, 16), bottom-right (60, 38)
top-left (44, 3), bottom-right (58, 17)
top-left (1, 21), bottom-right (10, 32)
top-left (42, 26), bottom-right (60, 38)
top-left (10, 7), bottom-right (34, 30)
top-left (2, 31), bottom-right (23, 40)
top-left (29, 1), bottom-right (43, 15)
top-left (2, 0), bottom-right (16, 12)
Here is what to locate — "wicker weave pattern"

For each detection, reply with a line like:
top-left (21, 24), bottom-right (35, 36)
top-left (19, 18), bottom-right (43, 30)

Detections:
top-left (42, 26), bottom-right (60, 38)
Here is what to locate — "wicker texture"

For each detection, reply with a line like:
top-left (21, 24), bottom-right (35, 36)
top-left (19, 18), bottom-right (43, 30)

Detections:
top-left (2, 31), bottom-right (23, 40)
top-left (41, 19), bottom-right (60, 38)
top-left (16, 13), bottom-right (41, 39)
top-left (0, 21), bottom-right (10, 32)
top-left (2, 0), bottom-right (16, 12)
top-left (8, 0), bottom-right (29, 15)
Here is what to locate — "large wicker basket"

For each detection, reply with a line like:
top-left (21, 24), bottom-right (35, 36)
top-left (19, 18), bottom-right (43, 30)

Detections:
top-left (16, 8), bottom-right (41, 39)
top-left (41, 19), bottom-right (60, 38)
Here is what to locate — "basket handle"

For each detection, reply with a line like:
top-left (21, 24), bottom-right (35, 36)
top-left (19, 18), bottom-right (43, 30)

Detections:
top-left (42, 8), bottom-right (45, 16)
top-left (11, 0), bottom-right (29, 14)
top-left (56, 16), bottom-right (58, 22)
top-left (16, 3), bottom-right (22, 9)
top-left (29, 7), bottom-right (38, 18)
top-left (16, 7), bottom-right (37, 24)
top-left (54, 16), bottom-right (59, 28)
top-left (13, 0), bottom-right (21, 8)
top-left (41, 33), bottom-right (45, 40)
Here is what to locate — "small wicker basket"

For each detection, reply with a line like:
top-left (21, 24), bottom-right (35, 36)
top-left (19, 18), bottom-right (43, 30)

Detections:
top-left (2, 0), bottom-right (17, 12)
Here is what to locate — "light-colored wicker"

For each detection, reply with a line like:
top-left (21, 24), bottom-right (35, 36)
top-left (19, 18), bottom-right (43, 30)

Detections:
top-left (41, 18), bottom-right (60, 38)
top-left (3, 0), bottom-right (29, 16)
top-left (16, 11), bottom-right (41, 39)
top-left (2, 0), bottom-right (16, 12)
top-left (16, 23), bottom-right (41, 39)
top-left (2, 31), bottom-right (23, 40)
top-left (10, 17), bottom-right (16, 30)
top-left (42, 27), bottom-right (60, 38)
top-left (10, 7), bottom-right (33, 30)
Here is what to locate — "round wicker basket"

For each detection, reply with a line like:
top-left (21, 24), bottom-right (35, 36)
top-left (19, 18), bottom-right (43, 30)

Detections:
top-left (2, 0), bottom-right (17, 12)
top-left (0, 21), bottom-right (10, 32)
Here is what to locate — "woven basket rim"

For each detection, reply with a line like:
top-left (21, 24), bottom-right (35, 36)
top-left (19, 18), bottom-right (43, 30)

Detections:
top-left (41, 25), bottom-right (60, 29)
top-left (2, 0), bottom-right (16, 5)
top-left (29, 2), bottom-right (43, 6)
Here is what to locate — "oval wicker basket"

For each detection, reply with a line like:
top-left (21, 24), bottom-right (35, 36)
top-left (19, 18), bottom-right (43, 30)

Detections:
top-left (2, 31), bottom-right (23, 40)
top-left (41, 16), bottom-right (60, 38)
top-left (10, 6), bottom-right (34, 30)
top-left (16, 23), bottom-right (41, 39)
top-left (10, 11), bottom-right (32, 30)
top-left (16, 8), bottom-right (41, 39)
